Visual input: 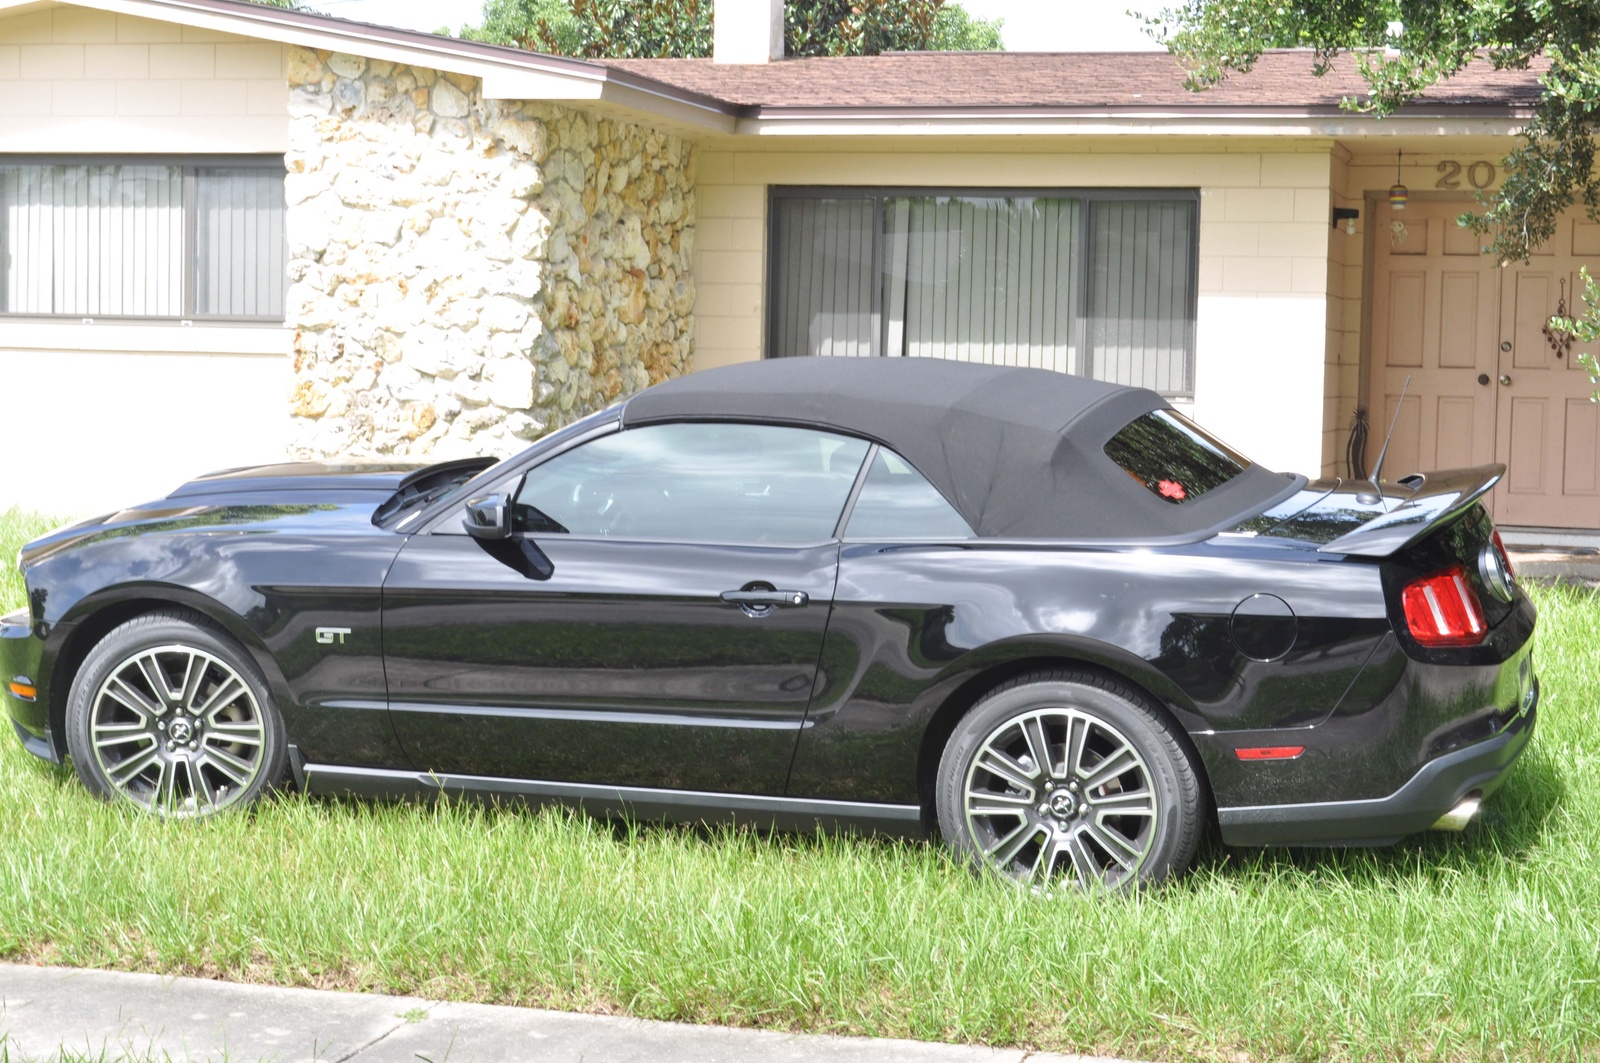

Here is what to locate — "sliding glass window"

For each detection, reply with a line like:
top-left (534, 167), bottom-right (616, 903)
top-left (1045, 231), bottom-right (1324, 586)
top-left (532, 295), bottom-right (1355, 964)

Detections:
top-left (767, 188), bottom-right (1198, 397)
top-left (0, 158), bottom-right (286, 321)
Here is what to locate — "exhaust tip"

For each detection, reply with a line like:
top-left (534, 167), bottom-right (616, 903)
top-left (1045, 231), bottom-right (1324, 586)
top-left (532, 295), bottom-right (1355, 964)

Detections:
top-left (1431, 794), bottom-right (1482, 832)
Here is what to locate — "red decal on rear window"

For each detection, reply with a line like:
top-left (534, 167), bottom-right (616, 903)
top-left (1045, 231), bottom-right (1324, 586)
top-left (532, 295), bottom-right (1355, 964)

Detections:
top-left (1158, 480), bottom-right (1187, 501)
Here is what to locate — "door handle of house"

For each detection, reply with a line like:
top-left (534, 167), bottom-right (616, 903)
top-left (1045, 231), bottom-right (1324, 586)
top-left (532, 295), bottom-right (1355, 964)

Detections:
top-left (721, 589), bottom-right (809, 607)
top-left (1499, 374), bottom-right (1513, 387)
top-left (1478, 373), bottom-right (1491, 386)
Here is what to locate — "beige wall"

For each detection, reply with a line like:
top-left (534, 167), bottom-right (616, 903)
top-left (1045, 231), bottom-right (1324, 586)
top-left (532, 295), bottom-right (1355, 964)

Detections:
top-left (0, 325), bottom-right (290, 515)
top-left (0, 7), bottom-right (287, 153)
top-left (694, 138), bottom-right (1339, 477)
top-left (0, 7), bottom-right (292, 512)
top-left (1323, 146), bottom-right (1362, 476)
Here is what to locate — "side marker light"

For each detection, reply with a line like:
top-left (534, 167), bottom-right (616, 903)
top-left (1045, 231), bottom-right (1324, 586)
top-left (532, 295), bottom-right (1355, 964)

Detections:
top-left (8, 678), bottom-right (37, 701)
top-left (1235, 746), bottom-right (1305, 761)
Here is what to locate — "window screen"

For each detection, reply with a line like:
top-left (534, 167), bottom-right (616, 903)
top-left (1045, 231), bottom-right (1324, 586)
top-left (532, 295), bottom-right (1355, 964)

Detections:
top-left (768, 190), bottom-right (1198, 397)
top-left (1103, 410), bottom-right (1249, 504)
top-left (845, 449), bottom-right (974, 540)
top-left (0, 160), bottom-right (285, 320)
top-left (515, 423), bottom-right (870, 543)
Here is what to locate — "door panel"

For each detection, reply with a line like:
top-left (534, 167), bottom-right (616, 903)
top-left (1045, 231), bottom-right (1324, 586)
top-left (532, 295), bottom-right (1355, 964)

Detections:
top-left (382, 534), bottom-right (840, 793)
top-left (1438, 273), bottom-right (1483, 367)
top-left (1566, 398), bottom-right (1599, 496)
top-left (1493, 228), bottom-right (1600, 527)
top-left (1504, 397), bottom-right (1547, 495)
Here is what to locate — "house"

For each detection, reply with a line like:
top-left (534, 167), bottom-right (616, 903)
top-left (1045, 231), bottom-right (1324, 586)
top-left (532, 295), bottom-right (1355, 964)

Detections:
top-left (1, 0), bottom-right (1592, 529)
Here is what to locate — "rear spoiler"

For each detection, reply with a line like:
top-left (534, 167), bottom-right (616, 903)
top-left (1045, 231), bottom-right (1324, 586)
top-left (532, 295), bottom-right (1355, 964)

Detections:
top-left (1316, 465), bottom-right (1504, 558)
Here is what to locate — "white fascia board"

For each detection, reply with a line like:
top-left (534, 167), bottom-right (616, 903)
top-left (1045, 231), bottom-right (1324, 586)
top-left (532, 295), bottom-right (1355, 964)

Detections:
top-left (594, 82), bottom-right (738, 133)
top-left (736, 114), bottom-right (1529, 138)
top-left (479, 70), bottom-right (737, 133)
top-left (478, 69), bottom-right (606, 102)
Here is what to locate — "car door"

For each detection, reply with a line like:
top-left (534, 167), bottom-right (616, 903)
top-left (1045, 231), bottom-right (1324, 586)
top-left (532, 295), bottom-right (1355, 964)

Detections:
top-left (381, 421), bottom-right (870, 795)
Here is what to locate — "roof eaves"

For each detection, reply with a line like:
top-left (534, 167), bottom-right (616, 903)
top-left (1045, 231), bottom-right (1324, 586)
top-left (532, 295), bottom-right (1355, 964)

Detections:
top-left (731, 101), bottom-right (1536, 135)
top-left (742, 102), bottom-right (1536, 120)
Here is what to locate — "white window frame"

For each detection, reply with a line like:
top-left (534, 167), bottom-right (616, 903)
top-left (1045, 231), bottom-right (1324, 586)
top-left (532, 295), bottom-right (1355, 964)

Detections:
top-left (0, 154), bottom-right (287, 325)
top-left (765, 186), bottom-right (1201, 398)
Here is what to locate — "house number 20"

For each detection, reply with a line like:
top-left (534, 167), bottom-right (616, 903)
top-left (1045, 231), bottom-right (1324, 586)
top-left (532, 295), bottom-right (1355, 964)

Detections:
top-left (1435, 160), bottom-right (1497, 189)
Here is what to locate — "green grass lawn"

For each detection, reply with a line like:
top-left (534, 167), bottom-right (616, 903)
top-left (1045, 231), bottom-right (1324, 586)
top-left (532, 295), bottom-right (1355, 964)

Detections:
top-left (0, 510), bottom-right (1596, 1061)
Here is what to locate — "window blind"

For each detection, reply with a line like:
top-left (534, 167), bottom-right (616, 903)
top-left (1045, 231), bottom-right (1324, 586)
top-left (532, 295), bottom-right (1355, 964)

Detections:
top-left (769, 197), bottom-right (876, 358)
top-left (195, 167), bottom-right (287, 318)
top-left (883, 196), bottom-right (1078, 372)
top-left (1087, 199), bottom-right (1196, 394)
top-left (0, 164), bottom-right (184, 317)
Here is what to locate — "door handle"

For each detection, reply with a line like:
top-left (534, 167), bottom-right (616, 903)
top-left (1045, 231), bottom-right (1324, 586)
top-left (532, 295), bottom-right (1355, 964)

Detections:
top-left (721, 589), bottom-right (809, 607)
top-left (1478, 373), bottom-right (1491, 386)
top-left (1499, 374), bottom-right (1513, 387)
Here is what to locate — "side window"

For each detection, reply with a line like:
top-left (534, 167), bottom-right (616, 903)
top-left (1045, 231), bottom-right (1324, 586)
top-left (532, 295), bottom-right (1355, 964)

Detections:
top-left (513, 423), bottom-right (869, 543)
top-left (844, 449), bottom-right (974, 540)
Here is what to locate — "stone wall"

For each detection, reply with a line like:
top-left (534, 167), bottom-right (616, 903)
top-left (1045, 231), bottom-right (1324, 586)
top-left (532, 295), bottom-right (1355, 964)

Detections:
top-left (282, 48), bottom-right (696, 459)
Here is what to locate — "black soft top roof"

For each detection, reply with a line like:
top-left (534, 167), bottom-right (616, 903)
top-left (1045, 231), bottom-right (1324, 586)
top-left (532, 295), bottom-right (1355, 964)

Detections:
top-left (621, 358), bottom-right (1300, 539)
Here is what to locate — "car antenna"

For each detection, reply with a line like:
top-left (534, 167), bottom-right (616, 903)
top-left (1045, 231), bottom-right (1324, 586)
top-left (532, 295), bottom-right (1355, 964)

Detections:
top-left (1356, 374), bottom-right (1410, 507)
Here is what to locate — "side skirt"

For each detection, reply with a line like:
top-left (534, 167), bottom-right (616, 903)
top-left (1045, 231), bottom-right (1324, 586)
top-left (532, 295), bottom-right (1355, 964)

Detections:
top-left (302, 763), bottom-right (928, 839)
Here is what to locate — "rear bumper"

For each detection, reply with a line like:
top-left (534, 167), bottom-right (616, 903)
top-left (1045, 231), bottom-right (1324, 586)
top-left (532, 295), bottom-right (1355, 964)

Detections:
top-left (1219, 680), bottom-right (1536, 846)
top-left (2, 608), bottom-right (57, 763)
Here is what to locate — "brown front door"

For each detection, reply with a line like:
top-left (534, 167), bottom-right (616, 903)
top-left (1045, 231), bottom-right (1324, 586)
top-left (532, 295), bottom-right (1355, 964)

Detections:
top-left (1367, 200), bottom-right (1600, 529)
top-left (1495, 230), bottom-right (1600, 527)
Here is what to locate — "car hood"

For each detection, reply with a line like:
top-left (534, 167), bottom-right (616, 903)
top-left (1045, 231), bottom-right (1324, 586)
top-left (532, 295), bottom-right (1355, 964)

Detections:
top-left (168, 461), bottom-right (437, 499)
top-left (17, 458), bottom-right (497, 569)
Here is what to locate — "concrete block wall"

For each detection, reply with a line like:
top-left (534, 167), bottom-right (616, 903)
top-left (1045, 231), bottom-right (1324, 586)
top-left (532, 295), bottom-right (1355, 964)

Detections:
top-left (0, 8), bottom-right (288, 153)
top-left (694, 138), bottom-right (1339, 478)
top-left (1323, 146), bottom-right (1363, 478)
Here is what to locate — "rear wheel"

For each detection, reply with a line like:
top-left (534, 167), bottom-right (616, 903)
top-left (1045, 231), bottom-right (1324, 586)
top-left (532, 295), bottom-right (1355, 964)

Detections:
top-left (935, 671), bottom-right (1201, 891)
top-left (65, 611), bottom-right (286, 817)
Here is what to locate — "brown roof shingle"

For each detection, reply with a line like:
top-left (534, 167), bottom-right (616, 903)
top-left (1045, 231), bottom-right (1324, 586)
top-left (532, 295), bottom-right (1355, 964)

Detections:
top-left (602, 50), bottom-right (1545, 113)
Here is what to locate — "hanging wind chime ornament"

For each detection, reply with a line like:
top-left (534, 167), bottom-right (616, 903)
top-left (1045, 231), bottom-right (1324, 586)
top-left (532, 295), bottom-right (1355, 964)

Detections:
top-left (1544, 278), bottom-right (1575, 360)
top-left (1389, 149), bottom-right (1409, 209)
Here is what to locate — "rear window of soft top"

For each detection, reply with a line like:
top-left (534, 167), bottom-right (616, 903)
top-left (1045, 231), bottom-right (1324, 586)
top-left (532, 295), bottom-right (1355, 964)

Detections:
top-left (1104, 409), bottom-right (1250, 504)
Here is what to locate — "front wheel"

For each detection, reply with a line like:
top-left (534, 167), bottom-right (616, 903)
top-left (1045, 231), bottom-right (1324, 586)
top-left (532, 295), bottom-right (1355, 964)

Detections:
top-left (65, 610), bottom-right (287, 817)
top-left (935, 671), bottom-right (1202, 891)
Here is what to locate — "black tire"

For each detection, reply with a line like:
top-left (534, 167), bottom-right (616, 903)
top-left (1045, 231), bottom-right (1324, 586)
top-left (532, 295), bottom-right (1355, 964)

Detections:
top-left (935, 670), bottom-right (1201, 891)
top-left (65, 609), bottom-right (287, 817)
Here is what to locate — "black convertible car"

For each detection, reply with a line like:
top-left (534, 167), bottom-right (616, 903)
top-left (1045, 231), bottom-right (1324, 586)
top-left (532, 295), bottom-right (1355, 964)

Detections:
top-left (4, 358), bottom-right (1536, 889)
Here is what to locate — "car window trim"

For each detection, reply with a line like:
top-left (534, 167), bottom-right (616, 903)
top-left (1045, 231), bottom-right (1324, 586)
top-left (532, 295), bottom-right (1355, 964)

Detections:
top-left (831, 442), bottom-right (880, 539)
top-left (835, 443), bottom-right (979, 543)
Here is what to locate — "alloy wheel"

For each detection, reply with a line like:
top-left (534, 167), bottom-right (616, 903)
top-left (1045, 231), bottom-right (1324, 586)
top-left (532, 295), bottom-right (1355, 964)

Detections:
top-left (87, 644), bottom-right (268, 816)
top-left (962, 706), bottom-right (1158, 889)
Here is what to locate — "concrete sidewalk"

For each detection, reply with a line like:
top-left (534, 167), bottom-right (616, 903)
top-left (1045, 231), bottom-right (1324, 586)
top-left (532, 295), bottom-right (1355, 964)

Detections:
top-left (0, 964), bottom-right (1128, 1063)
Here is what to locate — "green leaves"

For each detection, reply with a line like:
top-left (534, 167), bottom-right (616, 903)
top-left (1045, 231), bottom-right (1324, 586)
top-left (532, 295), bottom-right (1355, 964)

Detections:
top-left (462, 0), bottom-right (1004, 59)
top-left (1548, 266), bottom-right (1600, 402)
top-left (1154, 0), bottom-right (1600, 264)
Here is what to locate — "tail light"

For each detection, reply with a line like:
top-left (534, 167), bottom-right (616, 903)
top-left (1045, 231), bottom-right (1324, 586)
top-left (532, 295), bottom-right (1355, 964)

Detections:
top-left (1493, 529), bottom-right (1515, 578)
top-left (1401, 566), bottom-right (1487, 646)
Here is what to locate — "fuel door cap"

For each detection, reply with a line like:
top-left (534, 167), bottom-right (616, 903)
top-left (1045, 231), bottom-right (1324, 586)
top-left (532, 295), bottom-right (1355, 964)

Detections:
top-left (1230, 593), bottom-right (1297, 662)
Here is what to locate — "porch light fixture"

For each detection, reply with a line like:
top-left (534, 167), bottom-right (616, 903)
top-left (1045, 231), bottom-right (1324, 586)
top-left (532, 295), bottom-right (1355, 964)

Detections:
top-left (1332, 207), bottom-right (1360, 234)
top-left (1389, 150), bottom-right (1409, 210)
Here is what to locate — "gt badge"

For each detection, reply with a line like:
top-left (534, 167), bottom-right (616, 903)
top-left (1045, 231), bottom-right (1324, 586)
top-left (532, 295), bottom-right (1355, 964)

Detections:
top-left (316, 627), bottom-right (352, 645)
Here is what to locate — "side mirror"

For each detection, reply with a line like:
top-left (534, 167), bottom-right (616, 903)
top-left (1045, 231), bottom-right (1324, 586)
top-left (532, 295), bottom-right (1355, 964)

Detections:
top-left (462, 494), bottom-right (510, 541)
